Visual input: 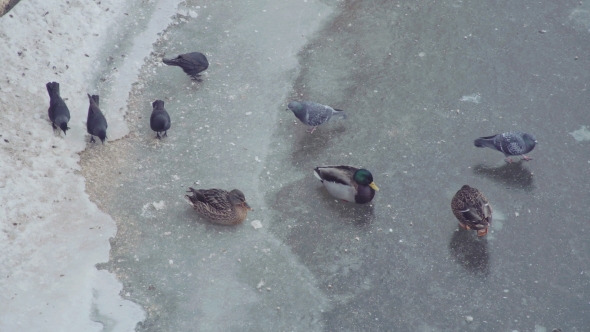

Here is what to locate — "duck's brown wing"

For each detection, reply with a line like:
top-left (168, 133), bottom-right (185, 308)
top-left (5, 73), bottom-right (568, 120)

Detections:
top-left (193, 188), bottom-right (232, 211)
top-left (451, 185), bottom-right (492, 226)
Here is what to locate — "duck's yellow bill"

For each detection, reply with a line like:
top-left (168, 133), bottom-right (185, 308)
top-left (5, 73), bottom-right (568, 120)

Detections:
top-left (369, 182), bottom-right (380, 191)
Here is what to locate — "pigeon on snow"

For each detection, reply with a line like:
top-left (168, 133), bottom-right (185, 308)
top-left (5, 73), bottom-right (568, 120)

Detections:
top-left (163, 52), bottom-right (209, 81)
top-left (86, 94), bottom-right (108, 144)
top-left (474, 131), bottom-right (536, 163)
top-left (150, 100), bottom-right (171, 139)
top-left (46, 82), bottom-right (70, 135)
top-left (286, 101), bottom-right (347, 133)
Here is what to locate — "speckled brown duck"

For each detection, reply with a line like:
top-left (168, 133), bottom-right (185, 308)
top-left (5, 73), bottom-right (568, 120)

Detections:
top-left (185, 188), bottom-right (252, 225)
top-left (451, 185), bottom-right (492, 236)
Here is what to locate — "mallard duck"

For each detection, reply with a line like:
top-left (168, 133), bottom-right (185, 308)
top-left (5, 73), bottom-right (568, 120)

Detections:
top-left (185, 188), bottom-right (252, 225)
top-left (313, 166), bottom-right (379, 204)
top-left (451, 185), bottom-right (492, 236)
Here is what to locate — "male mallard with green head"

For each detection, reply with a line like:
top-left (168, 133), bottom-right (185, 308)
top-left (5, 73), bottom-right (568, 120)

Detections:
top-left (185, 188), bottom-right (252, 225)
top-left (313, 166), bottom-right (379, 204)
top-left (451, 185), bottom-right (492, 236)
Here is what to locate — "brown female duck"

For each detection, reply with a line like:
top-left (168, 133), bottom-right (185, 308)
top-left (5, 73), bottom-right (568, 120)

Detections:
top-left (451, 185), bottom-right (492, 236)
top-left (185, 188), bottom-right (252, 225)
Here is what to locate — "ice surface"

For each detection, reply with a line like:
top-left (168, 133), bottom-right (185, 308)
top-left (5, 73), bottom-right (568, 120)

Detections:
top-left (3, 0), bottom-right (590, 331)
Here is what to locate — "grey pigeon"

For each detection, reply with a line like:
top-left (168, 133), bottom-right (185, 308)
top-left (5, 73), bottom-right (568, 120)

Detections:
top-left (286, 101), bottom-right (347, 133)
top-left (86, 94), bottom-right (108, 144)
top-left (150, 100), bottom-right (171, 139)
top-left (474, 131), bottom-right (536, 163)
top-left (46, 82), bottom-right (70, 135)
top-left (163, 52), bottom-right (209, 81)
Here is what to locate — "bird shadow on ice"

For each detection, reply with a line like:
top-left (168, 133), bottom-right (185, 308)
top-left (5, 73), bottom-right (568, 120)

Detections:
top-left (289, 126), bottom-right (347, 165)
top-left (472, 162), bottom-right (534, 191)
top-left (266, 178), bottom-right (375, 229)
top-left (314, 186), bottom-right (376, 227)
top-left (448, 228), bottom-right (490, 276)
top-left (181, 208), bottom-right (242, 233)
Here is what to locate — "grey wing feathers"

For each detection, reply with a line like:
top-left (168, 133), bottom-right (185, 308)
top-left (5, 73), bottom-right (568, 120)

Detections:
top-left (498, 133), bottom-right (525, 155)
top-left (303, 102), bottom-right (333, 126)
top-left (315, 165), bottom-right (357, 186)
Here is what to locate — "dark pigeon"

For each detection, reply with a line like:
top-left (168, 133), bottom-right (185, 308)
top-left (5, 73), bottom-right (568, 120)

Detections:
top-left (86, 94), bottom-right (108, 144)
top-left (150, 100), bottom-right (171, 139)
top-left (474, 131), bottom-right (537, 163)
top-left (162, 52), bottom-right (209, 81)
top-left (46, 82), bottom-right (70, 135)
top-left (286, 101), bottom-right (347, 133)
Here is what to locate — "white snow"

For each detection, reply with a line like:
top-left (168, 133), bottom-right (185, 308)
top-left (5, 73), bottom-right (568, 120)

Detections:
top-left (570, 125), bottom-right (590, 141)
top-left (152, 200), bottom-right (166, 210)
top-left (250, 220), bottom-right (263, 229)
top-left (0, 0), bottom-right (179, 330)
top-left (459, 93), bottom-right (481, 103)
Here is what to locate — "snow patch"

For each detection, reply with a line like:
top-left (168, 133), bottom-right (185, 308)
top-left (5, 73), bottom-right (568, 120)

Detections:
top-left (153, 200), bottom-right (166, 210)
top-left (0, 0), bottom-right (182, 329)
top-left (251, 220), bottom-right (263, 229)
top-left (460, 93), bottom-right (481, 103)
top-left (570, 125), bottom-right (590, 141)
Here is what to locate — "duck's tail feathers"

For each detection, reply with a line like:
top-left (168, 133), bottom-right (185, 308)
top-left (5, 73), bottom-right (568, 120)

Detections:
top-left (313, 168), bottom-right (323, 182)
top-left (333, 109), bottom-right (347, 120)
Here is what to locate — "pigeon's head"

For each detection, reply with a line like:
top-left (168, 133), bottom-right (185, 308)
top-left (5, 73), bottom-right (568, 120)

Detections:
top-left (97, 129), bottom-right (107, 144)
top-left (59, 122), bottom-right (70, 135)
top-left (354, 169), bottom-right (380, 191)
top-left (287, 101), bottom-right (304, 115)
top-left (152, 99), bottom-right (165, 109)
top-left (228, 189), bottom-right (252, 210)
top-left (522, 133), bottom-right (537, 149)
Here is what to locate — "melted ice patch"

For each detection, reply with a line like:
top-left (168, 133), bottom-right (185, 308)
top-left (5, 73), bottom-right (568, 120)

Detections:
top-left (460, 93), bottom-right (481, 103)
top-left (570, 125), bottom-right (590, 141)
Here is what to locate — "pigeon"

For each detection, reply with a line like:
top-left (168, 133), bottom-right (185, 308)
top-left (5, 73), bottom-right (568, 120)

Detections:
top-left (162, 52), bottom-right (209, 81)
top-left (474, 131), bottom-right (537, 163)
top-left (86, 94), bottom-right (108, 144)
top-left (286, 101), bottom-right (347, 133)
top-left (46, 82), bottom-right (70, 135)
top-left (150, 100), bottom-right (171, 139)
top-left (451, 185), bottom-right (492, 237)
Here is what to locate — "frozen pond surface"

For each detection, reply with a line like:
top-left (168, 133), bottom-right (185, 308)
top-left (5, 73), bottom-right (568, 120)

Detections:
top-left (2, 0), bottom-right (590, 331)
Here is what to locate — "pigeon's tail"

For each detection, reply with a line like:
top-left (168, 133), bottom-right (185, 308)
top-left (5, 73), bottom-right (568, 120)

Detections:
top-left (162, 58), bottom-right (180, 67)
top-left (333, 109), bottom-right (347, 120)
top-left (87, 93), bottom-right (100, 106)
top-left (46, 82), bottom-right (60, 96)
top-left (474, 136), bottom-right (496, 149)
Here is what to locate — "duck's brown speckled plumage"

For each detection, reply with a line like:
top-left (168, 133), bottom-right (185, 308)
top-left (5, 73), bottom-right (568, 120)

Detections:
top-left (185, 188), bottom-right (252, 225)
top-left (451, 185), bottom-right (492, 236)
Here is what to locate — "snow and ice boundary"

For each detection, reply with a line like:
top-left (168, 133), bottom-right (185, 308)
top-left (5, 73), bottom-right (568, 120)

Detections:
top-left (0, 0), bottom-right (179, 330)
